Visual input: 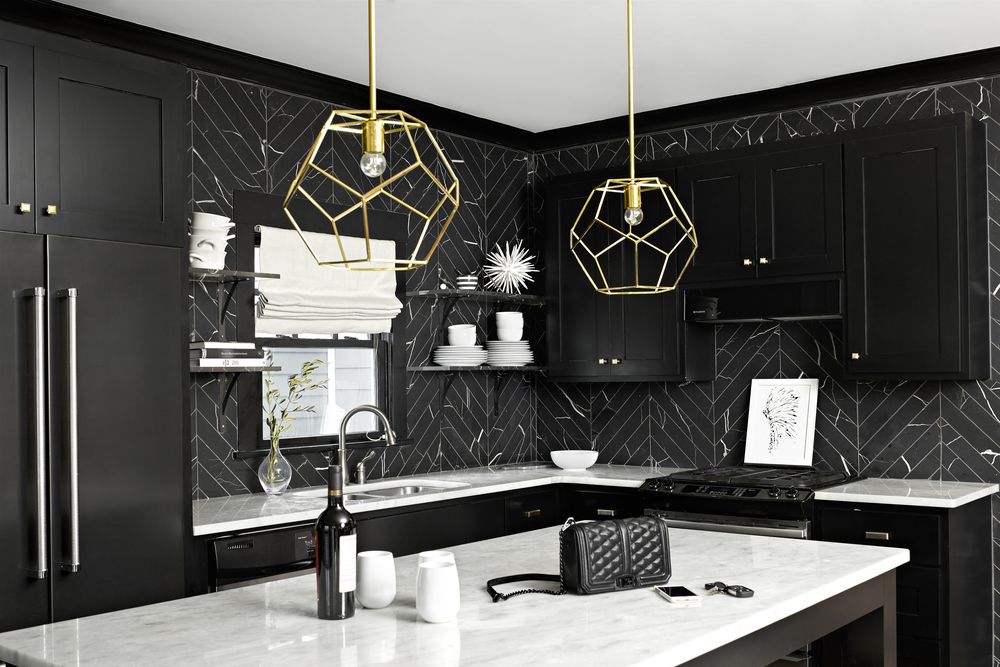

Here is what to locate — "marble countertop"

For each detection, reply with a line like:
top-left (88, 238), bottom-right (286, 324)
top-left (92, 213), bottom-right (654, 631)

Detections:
top-left (814, 477), bottom-right (999, 508)
top-left (0, 525), bottom-right (909, 667)
top-left (193, 464), bottom-right (668, 536)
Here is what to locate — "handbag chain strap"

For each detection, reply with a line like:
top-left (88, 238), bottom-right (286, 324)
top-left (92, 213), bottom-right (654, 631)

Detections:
top-left (486, 518), bottom-right (574, 602)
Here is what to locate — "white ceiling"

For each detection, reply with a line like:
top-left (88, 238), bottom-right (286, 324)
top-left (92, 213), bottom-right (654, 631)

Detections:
top-left (57, 0), bottom-right (1000, 132)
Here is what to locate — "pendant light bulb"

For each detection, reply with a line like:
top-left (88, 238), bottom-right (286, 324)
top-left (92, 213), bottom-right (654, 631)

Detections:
top-left (624, 206), bottom-right (644, 226)
top-left (360, 152), bottom-right (387, 177)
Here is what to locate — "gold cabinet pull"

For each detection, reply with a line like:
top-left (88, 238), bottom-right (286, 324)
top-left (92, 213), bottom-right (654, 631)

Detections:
top-left (523, 509), bottom-right (541, 519)
top-left (742, 258), bottom-right (753, 266)
top-left (596, 508), bottom-right (617, 517)
top-left (598, 358), bottom-right (608, 365)
top-left (17, 202), bottom-right (31, 214)
top-left (611, 358), bottom-right (622, 365)
top-left (758, 257), bottom-right (770, 265)
top-left (851, 352), bottom-right (861, 360)
top-left (45, 205), bottom-right (58, 216)
top-left (864, 530), bottom-right (890, 541)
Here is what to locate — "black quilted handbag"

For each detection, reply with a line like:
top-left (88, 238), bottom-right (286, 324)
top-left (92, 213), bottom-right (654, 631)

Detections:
top-left (486, 516), bottom-right (671, 601)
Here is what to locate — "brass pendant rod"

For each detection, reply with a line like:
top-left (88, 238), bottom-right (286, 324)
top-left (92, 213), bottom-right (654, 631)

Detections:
top-left (626, 0), bottom-right (635, 182)
top-left (368, 0), bottom-right (377, 118)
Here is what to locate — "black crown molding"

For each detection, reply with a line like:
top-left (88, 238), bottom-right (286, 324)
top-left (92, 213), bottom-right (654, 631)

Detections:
top-left (4, 0), bottom-right (1000, 153)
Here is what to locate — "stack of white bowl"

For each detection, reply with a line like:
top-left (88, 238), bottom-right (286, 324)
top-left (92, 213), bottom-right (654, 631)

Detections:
top-left (488, 312), bottom-right (534, 366)
top-left (433, 325), bottom-right (487, 367)
top-left (189, 212), bottom-right (235, 270)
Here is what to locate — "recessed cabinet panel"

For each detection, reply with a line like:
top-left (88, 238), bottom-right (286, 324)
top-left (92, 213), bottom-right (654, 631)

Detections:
top-left (676, 158), bottom-right (756, 283)
top-left (0, 40), bottom-right (33, 234)
top-left (34, 49), bottom-right (184, 247)
top-left (756, 144), bottom-right (843, 277)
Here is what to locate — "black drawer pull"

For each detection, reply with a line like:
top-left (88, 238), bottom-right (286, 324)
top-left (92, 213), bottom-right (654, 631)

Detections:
top-left (864, 530), bottom-right (891, 541)
top-left (523, 509), bottom-right (542, 519)
top-left (596, 508), bottom-right (616, 517)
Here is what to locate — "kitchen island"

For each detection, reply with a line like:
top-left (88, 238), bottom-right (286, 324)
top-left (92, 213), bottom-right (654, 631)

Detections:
top-left (0, 526), bottom-right (908, 666)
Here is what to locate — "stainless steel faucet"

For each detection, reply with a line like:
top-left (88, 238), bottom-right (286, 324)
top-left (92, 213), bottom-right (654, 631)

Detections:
top-left (338, 405), bottom-right (395, 485)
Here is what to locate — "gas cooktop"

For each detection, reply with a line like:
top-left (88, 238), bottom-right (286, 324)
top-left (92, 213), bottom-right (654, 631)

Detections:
top-left (639, 465), bottom-right (856, 501)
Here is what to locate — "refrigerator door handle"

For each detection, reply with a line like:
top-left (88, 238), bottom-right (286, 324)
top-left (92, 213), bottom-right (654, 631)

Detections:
top-left (24, 287), bottom-right (48, 579)
top-left (56, 288), bottom-right (80, 573)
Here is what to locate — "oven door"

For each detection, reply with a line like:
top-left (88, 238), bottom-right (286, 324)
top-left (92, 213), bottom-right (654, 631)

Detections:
top-left (645, 509), bottom-right (810, 539)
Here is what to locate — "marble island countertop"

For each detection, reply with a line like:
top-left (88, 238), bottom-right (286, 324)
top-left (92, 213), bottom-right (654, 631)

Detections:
top-left (193, 464), bottom-right (668, 536)
top-left (0, 525), bottom-right (909, 667)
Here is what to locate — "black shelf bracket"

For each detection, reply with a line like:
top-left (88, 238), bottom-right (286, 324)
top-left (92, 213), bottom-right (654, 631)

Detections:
top-left (217, 373), bottom-right (240, 431)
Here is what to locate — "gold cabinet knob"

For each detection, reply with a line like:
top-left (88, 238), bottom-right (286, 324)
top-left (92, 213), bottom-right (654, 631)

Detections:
top-left (742, 258), bottom-right (753, 266)
top-left (45, 205), bottom-right (58, 216)
top-left (598, 358), bottom-right (608, 365)
top-left (758, 257), bottom-right (770, 265)
top-left (17, 202), bottom-right (31, 214)
top-left (851, 352), bottom-right (861, 360)
top-left (611, 358), bottom-right (622, 365)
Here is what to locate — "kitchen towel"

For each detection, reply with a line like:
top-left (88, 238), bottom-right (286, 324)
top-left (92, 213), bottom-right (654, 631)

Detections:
top-left (256, 225), bottom-right (402, 335)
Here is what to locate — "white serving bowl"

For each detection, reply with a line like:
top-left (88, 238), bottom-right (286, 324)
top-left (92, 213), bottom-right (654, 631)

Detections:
top-left (551, 450), bottom-right (599, 471)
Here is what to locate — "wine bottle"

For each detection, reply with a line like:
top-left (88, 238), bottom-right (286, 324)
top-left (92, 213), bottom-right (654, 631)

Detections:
top-left (315, 464), bottom-right (357, 620)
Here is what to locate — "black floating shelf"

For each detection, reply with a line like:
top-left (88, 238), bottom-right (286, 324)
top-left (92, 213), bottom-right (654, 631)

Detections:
top-left (687, 315), bottom-right (843, 325)
top-left (232, 439), bottom-right (414, 459)
top-left (189, 268), bottom-right (280, 283)
top-left (405, 289), bottom-right (545, 306)
top-left (190, 365), bottom-right (281, 374)
top-left (407, 365), bottom-right (544, 372)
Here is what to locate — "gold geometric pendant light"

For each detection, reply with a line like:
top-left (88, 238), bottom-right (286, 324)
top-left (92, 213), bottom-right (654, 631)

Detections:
top-left (570, 0), bottom-right (697, 294)
top-left (283, 0), bottom-right (460, 271)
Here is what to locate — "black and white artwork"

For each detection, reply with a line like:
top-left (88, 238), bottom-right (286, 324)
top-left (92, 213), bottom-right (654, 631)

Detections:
top-left (744, 379), bottom-right (819, 467)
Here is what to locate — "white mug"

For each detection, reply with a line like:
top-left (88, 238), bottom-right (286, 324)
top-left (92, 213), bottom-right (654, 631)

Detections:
top-left (357, 550), bottom-right (396, 609)
top-left (416, 561), bottom-right (460, 623)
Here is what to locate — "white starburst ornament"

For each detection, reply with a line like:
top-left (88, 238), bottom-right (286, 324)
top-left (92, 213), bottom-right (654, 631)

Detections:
top-left (484, 241), bottom-right (537, 294)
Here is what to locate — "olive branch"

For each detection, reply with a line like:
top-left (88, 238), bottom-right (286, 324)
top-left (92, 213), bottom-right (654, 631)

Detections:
top-left (262, 359), bottom-right (327, 482)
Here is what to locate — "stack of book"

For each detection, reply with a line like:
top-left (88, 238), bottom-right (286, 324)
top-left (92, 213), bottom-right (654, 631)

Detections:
top-left (190, 342), bottom-right (268, 369)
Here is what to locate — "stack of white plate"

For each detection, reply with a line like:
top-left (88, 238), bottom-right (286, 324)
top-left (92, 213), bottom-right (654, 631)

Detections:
top-left (433, 345), bottom-right (488, 367)
top-left (486, 341), bottom-right (534, 367)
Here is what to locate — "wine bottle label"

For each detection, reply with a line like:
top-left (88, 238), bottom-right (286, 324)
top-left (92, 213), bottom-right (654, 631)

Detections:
top-left (339, 534), bottom-right (357, 592)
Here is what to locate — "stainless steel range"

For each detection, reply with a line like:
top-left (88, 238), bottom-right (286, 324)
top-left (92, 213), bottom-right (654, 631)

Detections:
top-left (640, 466), bottom-right (856, 539)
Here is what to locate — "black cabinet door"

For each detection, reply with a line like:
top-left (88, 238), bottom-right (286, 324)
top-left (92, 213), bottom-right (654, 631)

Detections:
top-left (561, 488), bottom-right (642, 521)
top-left (546, 177), bottom-right (613, 379)
top-left (675, 157), bottom-right (756, 283)
top-left (46, 236), bottom-right (185, 620)
top-left (357, 497), bottom-right (505, 556)
top-left (0, 231), bottom-right (49, 632)
top-left (756, 143), bottom-right (844, 277)
top-left (34, 49), bottom-right (185, 247)
top-left (843, 124), bottom-right (965, 376)
top-left (505, 490), bottom-right (561, 534)
top-left (0, 40), bottom-right (34, 234)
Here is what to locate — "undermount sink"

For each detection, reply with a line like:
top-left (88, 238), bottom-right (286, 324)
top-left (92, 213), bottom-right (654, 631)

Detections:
top-left (344, 493), bottom-right (381, 502)
top-left (289, 478), bottom-right (468, 500)
top-left (368, 485), bottom-right (425, 497)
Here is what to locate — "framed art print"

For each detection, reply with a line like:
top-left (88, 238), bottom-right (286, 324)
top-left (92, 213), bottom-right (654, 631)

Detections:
top-left (744, 378), bottom-right (819, 467)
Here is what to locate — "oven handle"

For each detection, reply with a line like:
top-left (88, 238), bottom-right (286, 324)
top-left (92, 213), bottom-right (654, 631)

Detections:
top-left (656, 517), bottom-right (809, 540)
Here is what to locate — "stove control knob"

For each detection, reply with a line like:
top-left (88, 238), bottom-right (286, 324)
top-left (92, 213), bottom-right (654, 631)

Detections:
top-left (647, 480), bottom-right (661, 491)
top-left (662, 479), bottom-right (674, 491)
top-left (784, 488), bottom-right (798, 499)
top-left (768, 486), bottom-right (781, 498)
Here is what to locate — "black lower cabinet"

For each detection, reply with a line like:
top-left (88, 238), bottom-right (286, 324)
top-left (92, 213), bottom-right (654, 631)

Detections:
top-left (0, 232), bottom-right (186, 631)
top-left (815, 499), bottom-right (991, 666)
top-left (561, 486), bottom-right (642, 521)
top-left (505, 490), bottom-right (561, 534)
top-left (358, 496), bottom-right (506, 556)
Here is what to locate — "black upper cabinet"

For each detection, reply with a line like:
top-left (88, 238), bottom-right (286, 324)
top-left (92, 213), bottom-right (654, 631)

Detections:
top-left (544, 172), bottom-right (713, 382)
top-left (755, 143), bottom-right (844, 277)
top-left (0, 39), bottom-right (34, 234)
top-left (0, 24), bottom-right (185, 247)
top-left (843, 115), bottom-right (988, 379)
top-left (675, 157), bottom-right (757, 283)
top-left (675, 141), bottom-right (844, 284)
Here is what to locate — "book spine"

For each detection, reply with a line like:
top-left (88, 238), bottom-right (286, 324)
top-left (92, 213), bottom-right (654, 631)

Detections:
top-left (191, 358), bottom-right (269, 368)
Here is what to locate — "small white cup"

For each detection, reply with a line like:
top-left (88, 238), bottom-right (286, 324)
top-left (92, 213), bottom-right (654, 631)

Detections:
top-left (357, 550), bottom-right (396, 609)
top-left (416, 560), bottom-right (460, 623)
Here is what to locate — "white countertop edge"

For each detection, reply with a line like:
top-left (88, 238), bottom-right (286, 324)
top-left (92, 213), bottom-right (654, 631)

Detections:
top-left (656, 548), bottom-right (911, 666)
top-left (192, 472), bottom-right (644, 537)
top-left (814, 482), bottom-right (999, 508)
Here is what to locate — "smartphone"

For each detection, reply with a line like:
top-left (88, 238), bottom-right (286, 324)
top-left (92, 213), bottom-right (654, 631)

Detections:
top-left (655, 585), bottom-right (701, 606)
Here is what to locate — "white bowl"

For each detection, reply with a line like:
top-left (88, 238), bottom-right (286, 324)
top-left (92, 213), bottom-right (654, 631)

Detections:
top-left (496, 327), bottom-right (523, 342)
top-left (551, 450), bottom-right (599, 471)
top-left (448, 330), bottom-right (476, 346)
top-left (191, 212), bottom-right (232, 227)
top-left (495, 312), bottom-right (523, 324)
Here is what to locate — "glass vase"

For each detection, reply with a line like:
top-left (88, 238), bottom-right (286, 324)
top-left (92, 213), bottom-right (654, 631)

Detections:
top-left (258, 443), bottom-right (292, 496)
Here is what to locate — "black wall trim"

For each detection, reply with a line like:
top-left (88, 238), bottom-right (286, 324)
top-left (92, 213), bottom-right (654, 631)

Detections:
top-left (5, 0), bottom-right (1000, 153)
top-left (0, 0), bottom-right (535, 150)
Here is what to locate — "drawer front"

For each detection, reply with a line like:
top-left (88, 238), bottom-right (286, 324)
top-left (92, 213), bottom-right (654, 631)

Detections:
top-left (897, 565), bottom-right (943, 639)
top-left (898, 635), bottom-right (945, 667)
top-left (563, 489), bottom-right (641, 521)
top-left (505, 491), bottom-right (560, 535)
top-left (817, 506), bottom-right (942, 566)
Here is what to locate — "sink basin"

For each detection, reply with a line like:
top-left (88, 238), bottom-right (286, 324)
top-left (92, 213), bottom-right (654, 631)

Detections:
top-left (288, 478), bottom-right (468, 499)
top-left (345, 493), bottom-right (381, 502)
top-left (368, 485), bottom-right (427, 497)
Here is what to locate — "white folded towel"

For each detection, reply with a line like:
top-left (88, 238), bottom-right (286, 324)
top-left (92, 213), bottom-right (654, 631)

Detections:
top-left (256, 226), bottom-right (403, 335)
